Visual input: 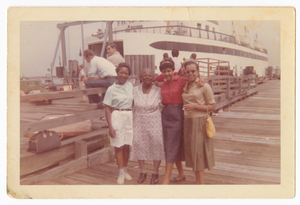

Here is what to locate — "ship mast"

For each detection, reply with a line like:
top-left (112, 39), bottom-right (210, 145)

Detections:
top-left (232, 21), bottom-right (240, 45)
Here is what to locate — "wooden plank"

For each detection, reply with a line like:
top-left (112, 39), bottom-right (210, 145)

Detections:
top-left (66, 173), bottom-right (107, 185)
top-left (21, 129), bottom-right (107, 159)
top-left (215, 112), bottom-right (280, 121)
top-left (62, 129), bottom-right (108, 146)
top-left (87, 147), bottom-right (114, 167)
top-left (86, 137), bottom-right (108, 153)
top-left (35, 180), bottom-right (64, 185)
top-left (75, 140), bottom-right (88, 159)
top-left (76, 168), bottom-right (116, 184)
top-left (51, 176), bottom-right (91, 185)
top-left (20, 110), bottom-right (103, 135)
top-left (20, 143), bottom-right (74, 176)
top-left (21, 156), bottom-right (88, 185)
top-left (20, 87), bottom-right (106, 102)
top-left (214, 133), bottom-right (280, 145)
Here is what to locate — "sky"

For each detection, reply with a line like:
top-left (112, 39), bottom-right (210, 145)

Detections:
top-left (20, 20), bottom-right (280, 77)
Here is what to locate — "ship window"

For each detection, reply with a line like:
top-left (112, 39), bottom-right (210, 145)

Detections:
top-left (197, 23), bottom-right (201, 29)
top-left (205, 25), bottom-right (209, 31)
top-left (227, 48), bottom-right (233, 55)
top-left (214, 47), bottom-right (223, 54)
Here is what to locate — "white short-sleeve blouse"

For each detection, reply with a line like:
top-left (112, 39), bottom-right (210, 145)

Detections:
top-left (103, 81), bottom-right (133, 109)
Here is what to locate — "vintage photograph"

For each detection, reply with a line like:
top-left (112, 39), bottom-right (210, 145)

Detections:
top-left (7, 7), bottom-right (295, 199)
top-left (19, 19), bottom-right (280, 185)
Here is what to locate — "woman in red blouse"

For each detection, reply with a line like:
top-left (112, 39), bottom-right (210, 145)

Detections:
top-left (159, 58), bottom-right (188, 184)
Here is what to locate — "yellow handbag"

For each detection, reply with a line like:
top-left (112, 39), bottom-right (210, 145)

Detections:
top-left (206, 107), bottom-right (215, 138)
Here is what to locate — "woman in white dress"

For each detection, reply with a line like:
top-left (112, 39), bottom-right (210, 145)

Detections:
top-left (131, 68), bottom-right (165, 184)
top-left (103, 63), bottom-right (133, 185)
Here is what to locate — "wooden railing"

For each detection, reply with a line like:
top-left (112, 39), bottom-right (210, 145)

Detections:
top-left (206, 75), bottom-right (259, 110)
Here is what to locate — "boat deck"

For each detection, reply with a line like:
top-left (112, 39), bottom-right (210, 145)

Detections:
top-left (21, 80), bottom-right (280, 185)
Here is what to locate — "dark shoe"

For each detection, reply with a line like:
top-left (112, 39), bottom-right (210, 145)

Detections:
top-left (169, 175), bottom-right (186, 182)
top-left (137, 173), bottom-right (147, 184)
top-left (150, 174), bottom-right (159, 185)
top-left (96, 104), bottom-right (105, 109)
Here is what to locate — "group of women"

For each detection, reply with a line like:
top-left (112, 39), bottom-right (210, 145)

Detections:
top-left (103, 58), bottom-right (216, 185)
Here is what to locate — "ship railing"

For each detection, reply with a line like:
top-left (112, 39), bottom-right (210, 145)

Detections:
top-left (112, 25), bottom-right (268, 54)
top-left (113, 25), bottom-right (236, 45)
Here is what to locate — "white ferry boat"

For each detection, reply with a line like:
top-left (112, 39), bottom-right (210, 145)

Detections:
top-left (84, 21), bottom-right (268, 77)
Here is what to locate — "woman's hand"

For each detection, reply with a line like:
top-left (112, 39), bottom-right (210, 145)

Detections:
top-left (183, 103), bottom-right (196, 111)
top-left (105, 105), bottom-right (116, 138)
top-left (109, 127), bottom-right (116, 138)
top-left (196, 77), bottom-right (206, 87)
top-left (153, 81), bottom-right (162, 87)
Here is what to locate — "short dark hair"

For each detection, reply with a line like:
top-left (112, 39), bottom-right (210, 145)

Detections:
top-left (116, 63), bottom-right (131, 75)
top-left (171, 49), bottom-right (179, 57)
top-left (163, 53), bottom-right (169, 59)
top-left (83, 49), bottom-right (95, 57)
top-left (107, 43), bottom-right (118, 50)
top-left (159, 58), bottom-right (175, 72)
top-left (190, 53), bottom-right (197, 60)
top-left (140, 68), bottom-right (154, 79)
top-left (184, 60), bottom-right (199, 71)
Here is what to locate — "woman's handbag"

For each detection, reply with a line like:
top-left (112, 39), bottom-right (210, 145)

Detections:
top-left (206, 107), bottom-right (215, 138)
top-left (27, 130), bottom-right (61, 153)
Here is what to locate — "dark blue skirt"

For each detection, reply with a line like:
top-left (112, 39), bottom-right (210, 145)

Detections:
top-left (162, 104), bottom-right (185, 163)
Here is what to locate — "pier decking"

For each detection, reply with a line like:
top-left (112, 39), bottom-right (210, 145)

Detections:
top-left (20, 80), bottom-right (280, 185)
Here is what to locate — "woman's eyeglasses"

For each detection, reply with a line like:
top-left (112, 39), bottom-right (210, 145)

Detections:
top-left (185, 70), bottom-right (197, 74)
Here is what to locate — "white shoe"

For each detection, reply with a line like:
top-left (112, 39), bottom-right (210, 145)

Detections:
top-left (117, 175), bottom-right (125, 185)
top-left (125, 172), bottom-right (132, 181)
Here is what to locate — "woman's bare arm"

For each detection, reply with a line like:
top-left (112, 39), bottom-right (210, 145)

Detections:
top-left (105, 105), bottom-right (116, 138)
top-left (183, 103), bottom-right (216, 112)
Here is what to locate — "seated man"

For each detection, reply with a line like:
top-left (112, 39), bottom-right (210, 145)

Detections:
top-left (83, 49), bottom-right (117, 109)
top-left (106, 43), bottom-right (125, 67)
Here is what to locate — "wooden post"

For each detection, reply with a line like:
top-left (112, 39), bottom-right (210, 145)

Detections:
top-left (147, 55), bottom-right (152, 70)
top-left (124, 55), bottom-right (131, 67)
top-left (139, 55), bottom-right (144, 77)
top-left (226, 78), bottom-right (230, 99)
top-left (239, 77), bottom-right (242, 93)
top-left (75, 140), bottom-right (88, 159)
top-left (208, 79), bottom-right (213, 88)
top-left (207, 58), bottom-right (210, 77)
top-left (247, 77), bottom-right (250, 89)
top-left (151, 55), bottom-right (155, 72)
top-left (134, 55), bottom-right (139, 76)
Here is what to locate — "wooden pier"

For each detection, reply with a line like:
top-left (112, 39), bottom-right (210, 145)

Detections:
top-left (20, 78), bottom-right (280, 185)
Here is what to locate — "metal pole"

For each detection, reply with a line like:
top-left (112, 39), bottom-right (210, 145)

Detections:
top-left (51, 32), bottom-right (61, 80)
top-left (100, 22), bottom-right (109, 57)
top-left (108, 21), bottom-right (113, 43)
top-left (60, 27), bottom-right (67, 71)
top-left (80, 21), bottom-right (86, 77)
